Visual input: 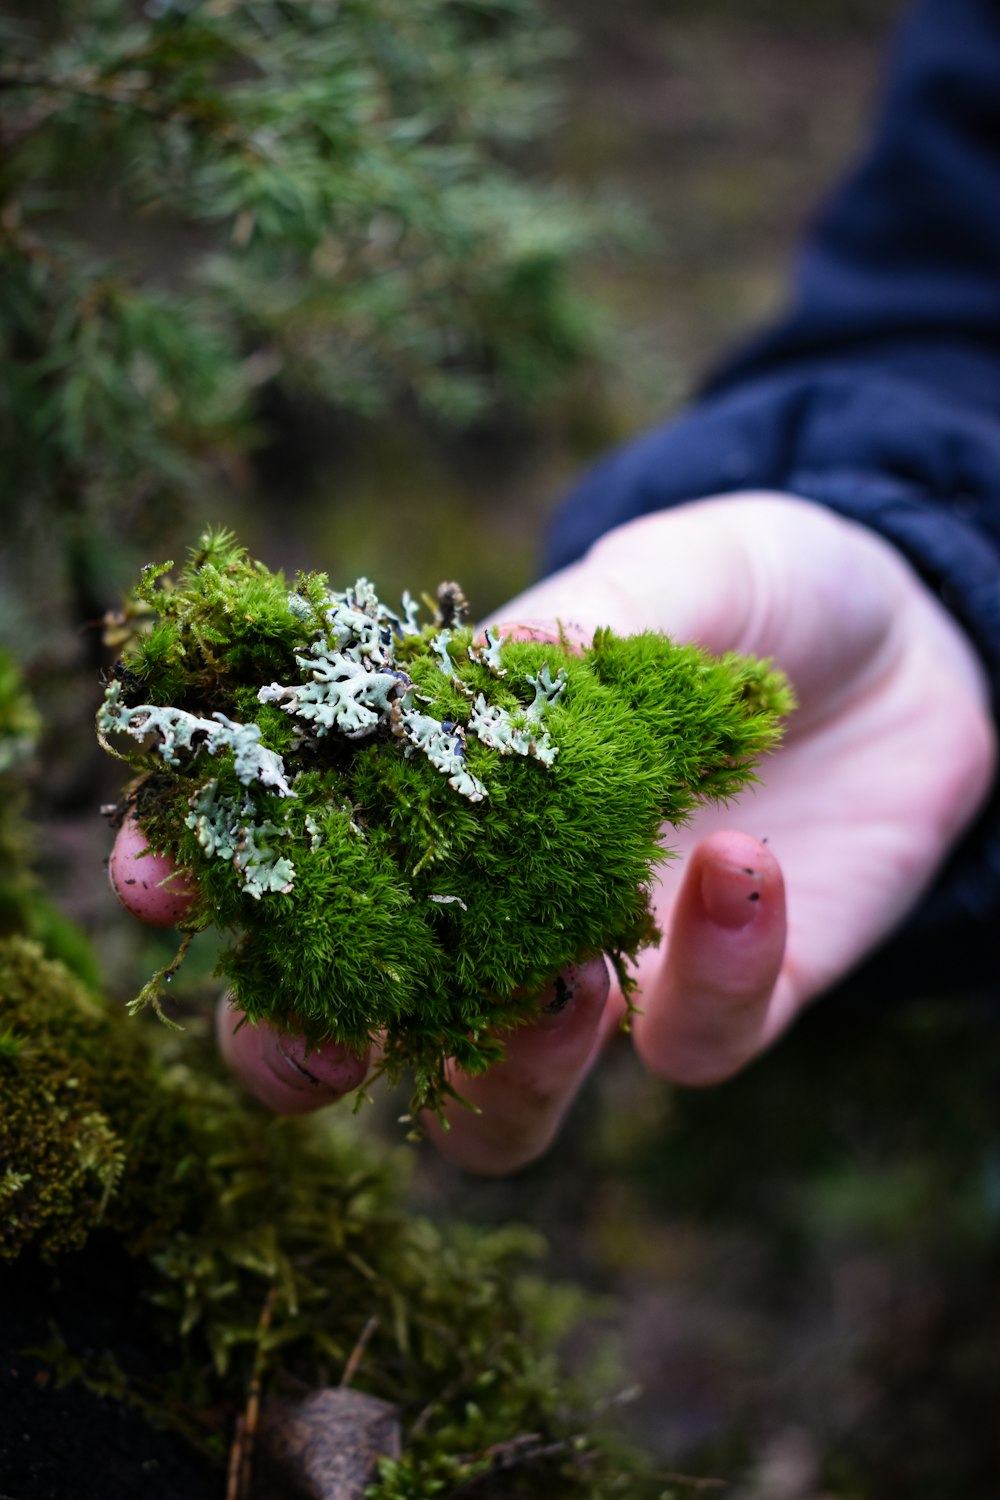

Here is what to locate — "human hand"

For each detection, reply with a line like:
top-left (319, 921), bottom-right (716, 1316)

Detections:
top-left (109, 805), bottom-right (610, 1128)
top-left (109, 492), bottom-right (996, 1163)
top-left (423, 492), bottom-right (997, 1171)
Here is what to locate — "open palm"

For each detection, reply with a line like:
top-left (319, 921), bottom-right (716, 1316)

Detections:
top-left (108, 492), bottom-right (997, 1168)
top-left (425, 492), bottom-right (996, 1170)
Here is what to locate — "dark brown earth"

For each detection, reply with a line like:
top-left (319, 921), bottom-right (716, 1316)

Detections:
top-left (0, 1242), bottom-right (221, 1500)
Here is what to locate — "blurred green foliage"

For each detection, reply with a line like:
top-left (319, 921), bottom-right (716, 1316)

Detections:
top-left (0, 0), bottom-right (619, 649)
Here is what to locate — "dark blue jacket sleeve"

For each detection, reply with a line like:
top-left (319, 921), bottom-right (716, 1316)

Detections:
top-left (545, 0), bottom-right (1000, 1004)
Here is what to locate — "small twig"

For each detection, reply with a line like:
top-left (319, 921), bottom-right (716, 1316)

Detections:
top-left (447, 1433), bottom-right (589, 1496)
top-left (225, 1286), bottom-right (276, 1500)
top-left (340, 1315), bottom-right (379, 1389)
top-left (225, 1413), bottom-right (246, 1500)
top-left (656, 1474), bottom-right (727, 1493)
top-left (242, 1288), bottom-right (276, 1500)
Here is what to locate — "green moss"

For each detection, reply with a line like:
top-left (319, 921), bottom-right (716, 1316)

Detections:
top-left (0, 651), bottom-right (105, 990)
top-left (0, 648), bottom-right (41, 930)
top-left (99, 527), bottom-right (793, 1114)
top-left (0, 644), bottom-right (654, 1487)
top-left (0, 931), bottom-right (654, 1496)
top-left (0, 936), bottom-right (191, 1262)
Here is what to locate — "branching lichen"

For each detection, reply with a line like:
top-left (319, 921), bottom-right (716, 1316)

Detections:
top-left (98, 685), bottom-right (296, 796)
top-left (98, 527), bottom-right (794, 1116)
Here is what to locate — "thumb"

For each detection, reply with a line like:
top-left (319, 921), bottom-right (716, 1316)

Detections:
top-left (488, 501), bottom-right (761, 655)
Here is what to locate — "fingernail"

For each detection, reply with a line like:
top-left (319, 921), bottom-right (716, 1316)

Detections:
top-left (262, 1027), bottom-right (368, 1097)
top-left (700, 859), bottom-right (761, 931)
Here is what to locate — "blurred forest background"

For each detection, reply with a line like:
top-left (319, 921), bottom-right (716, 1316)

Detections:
top-left (6, 0), bottom-right (1000, 1495)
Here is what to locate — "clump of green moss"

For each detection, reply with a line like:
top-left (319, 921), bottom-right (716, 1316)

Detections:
top-left (98, 527), bottom-right (793, 1114)
top-left (0, 935), bottom-right (193, 1262)
top-left (0, 649), bottom-right (106, 989)
top-left (0, 930), bottom-right (652, 1496)
top-left (0, 649), bottom-right (42, 936)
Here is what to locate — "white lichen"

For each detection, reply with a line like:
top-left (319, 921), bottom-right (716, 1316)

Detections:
top-left (287, 591), bottom-right (313, 622)
top-left (186, 779), bottom-right (243, 861)
top-left (467, 628), bottom-right (507, 676)
top-left (430, 630), bottom-right (455, 676)
top-left (233, 821), bottom-right (295, 898)
top-left (428, 894), bottom-right (469, 911)
top-left (394, 703), bottom-right (487, 802)
top-left (470, 662), bottom-right (566, 768)
top-left (526, 662), bottom-right (568, 718)
top-left (398, 590), bottom-right (422, 637)
top-left (185, 778), bottom-right (296, 897)
top-left (260, 645), bottom-right (403, 740)
top-left (98, 681), bottom-right (295, 796)
top-left (106, 580), bottom-right (565, 875)
top-left (256, 584), bottom-right (567, 798)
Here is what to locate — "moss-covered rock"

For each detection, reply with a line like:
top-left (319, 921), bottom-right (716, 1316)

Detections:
top-left (0, 930), bottom-right (656, 1496)
top-left (0, 935), bottom-right (191, 1262)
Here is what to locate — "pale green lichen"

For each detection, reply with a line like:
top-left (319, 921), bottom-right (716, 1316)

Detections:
top-left (185, 781), bottom-right (296, 897)
top-left (98, 683), bottom-right (295, 796)
top-left (102, 577), bottom-right (567, 842)
top-left (468, 626), bottom-right (507, 676)
top-left (254, 581), bottom-right (563, 800)
top-left (232, 819), bottom-right (296, 899)
top-left (467, 664), bottom-right (566, 768)
top-left (259, 648), bottom-right (403, 739)
top-left (430, 629), bottom-right (456, 676)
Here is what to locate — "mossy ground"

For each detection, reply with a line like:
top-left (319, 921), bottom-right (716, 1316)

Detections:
top-left (0, 932), bottom-right (665, 1498)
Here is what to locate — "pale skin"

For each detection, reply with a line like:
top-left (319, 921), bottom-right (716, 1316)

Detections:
top-left (109, 493), bottom-right (998, 1172)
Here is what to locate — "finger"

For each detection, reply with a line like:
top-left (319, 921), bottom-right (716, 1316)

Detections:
top-left (632, 829), bottom-right (789, 1085)
top-left (216, 998), bottom-right (371, 1116)
top-left (423, 956), bottom-right (610, 1175)
top-left (485, 619), bottom-right (591, 653)
top-left (108, 813), bottom-right (196, 928)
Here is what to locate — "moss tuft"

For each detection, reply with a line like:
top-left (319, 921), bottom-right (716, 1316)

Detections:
top-left (0, 936), bottom-right (191, 1262)
top-left (0, 933), bottom-right (656, 1496)
top-left (98, 530), bottom-right (794, 1114)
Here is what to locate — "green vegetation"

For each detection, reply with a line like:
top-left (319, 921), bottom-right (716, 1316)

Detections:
top-left (0, 647), bottom-right (105, 987)
top-left (0, 0), bottom-right (618, 654)
top-left (0, 659), bottom-right (656, 1497)
top-left (97, 527), bottom-right (792, 1115)
top-left (0, 934), bottom-right (191, 1261)
top-left (0, 932), bottom-right (653, 1497)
